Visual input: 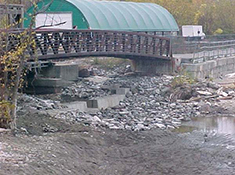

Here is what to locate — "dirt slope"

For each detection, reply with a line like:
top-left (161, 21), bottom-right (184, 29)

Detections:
top-left (1, 124), bottom-right (235, 175)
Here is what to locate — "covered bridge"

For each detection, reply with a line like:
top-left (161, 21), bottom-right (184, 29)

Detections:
top-left (24, 0), bottom-right (179, 34)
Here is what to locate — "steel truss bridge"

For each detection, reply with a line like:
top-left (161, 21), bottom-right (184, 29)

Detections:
top-left (4, 29), bottom-right (172, 62)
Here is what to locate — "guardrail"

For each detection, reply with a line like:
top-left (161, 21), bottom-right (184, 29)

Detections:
top-left (192, 40), bottom-right (235, 63)
top-left (172, 35), bottom-right (235, 63)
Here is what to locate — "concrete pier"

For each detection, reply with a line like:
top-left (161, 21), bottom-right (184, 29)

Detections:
top-left (26, 63), bottom-right (79, 94)
top-left (132, 59), bottom-right (174, 74)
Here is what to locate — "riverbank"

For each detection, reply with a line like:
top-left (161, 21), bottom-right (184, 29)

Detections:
top-left (1, 58), bottom-right (235, 175)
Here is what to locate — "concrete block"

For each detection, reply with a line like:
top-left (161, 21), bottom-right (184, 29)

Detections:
top-left (208, 60), bottom-right (216, 69)
top-left (115, 88), bottom-right (130, 95)
top-left (60, 64), bottom-right (79, 81)
top-left (227, 57), bottom-right (234, 64)
top-left (41, 66), bottom-right (60, 78)
top-left (204, 70), bottom-right (211, 78)
top-left (133, 59), bottom-right (172, 74)
top-left (41, 64), bottom-right (79, 81)
top-left (217, 58), bottom-right (227, 66)
top-left (63, 101), bottom-right (88, 111)
top-left (228, 64), bottom-right (234, 71)
top-left (181, 56), bottom-right (235, 79)
top-left (202, 62), bottom-right (209, 71)
top-left (221, 65), bottom-right (226, 73)
top-left (197, 71), bottom-right (203, 79)
top-left (198, 64), bottom-right (203, 72)
top-left (88, 95), bottom-right (125, 109)
top-left (233, 63), bottom-right (235, 70)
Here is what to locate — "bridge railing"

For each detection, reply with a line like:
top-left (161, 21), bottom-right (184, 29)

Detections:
top-left (172, 35), bottom-right (235, 63)
top-left (33, 29), bottom-right (172, 60)
top-left (1, 29), bottom-right (172, 61)
top-left (192, 40), bottom-right (235, 63)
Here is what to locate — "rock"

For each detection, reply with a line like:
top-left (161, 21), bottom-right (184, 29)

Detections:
top-left (207, 82), bottom-right (220, 89)
top-left (219, 91), bottom-right (228, 97)
top-left (79, 68), bottom-right (90, 77)
top-left (197, 91), bottom-right (212, 96)
top-left (43, 124), bottom-right (58, 133)
top-left (17, 94), bottom-right (63, 111)
top-left (20, 127), bottom-right (29, 134)
top-left (169, 103), bottom-right (176, 109)
top-left (92, 116), bottom-right (101, 123)
top-left (19, 68), bottom-right (223, 132)
top-left (134, 123), bottom-right (146, 131)
top-left (154, 123), bottom-right (166, 129)
top-left (119, 111), bottom-right (129, 115)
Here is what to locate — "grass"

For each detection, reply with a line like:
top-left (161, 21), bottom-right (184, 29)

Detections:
top-left (90, 57), bottom-right (131, 69)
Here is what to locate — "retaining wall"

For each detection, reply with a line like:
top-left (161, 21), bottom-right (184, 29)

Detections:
top-left (182, 56), bottom-right (235, 79)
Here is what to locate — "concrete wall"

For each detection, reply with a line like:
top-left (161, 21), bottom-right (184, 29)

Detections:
top-left (87, 95), bottom-right (126, 109)
top-left (182, 56), bottom-right (235, 79)
top-left (132, 59), bottom-right (173, 74)
top-left (41, 64), bottom-right (79, 81)
top-left (26, 63), bottom-right (79, 94)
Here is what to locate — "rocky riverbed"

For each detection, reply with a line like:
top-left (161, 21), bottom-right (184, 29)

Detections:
top-left (17, 71), bottom-right (235, 134)
top-left (1, 58), bottom-right (235, 175)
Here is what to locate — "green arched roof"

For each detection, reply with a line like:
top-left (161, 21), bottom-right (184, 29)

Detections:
top-left (25, 0), bottom-right (179, 32)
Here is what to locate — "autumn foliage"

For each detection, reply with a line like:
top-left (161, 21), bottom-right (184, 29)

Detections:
top-left (130, 0), bottom-right (235, 34)
top-left (0, 1), bottom-right (37, 130)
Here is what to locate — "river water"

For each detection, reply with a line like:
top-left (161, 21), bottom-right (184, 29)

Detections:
top-left (175, 116), bottom-right (235, 136)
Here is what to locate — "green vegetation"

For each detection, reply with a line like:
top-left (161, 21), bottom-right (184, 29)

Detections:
top-left (171, 71), bottom-right (196, 88)
top-left (91, 57), bottom-right (131, 69)
top-left (129, 0), bottom-right (235, 34)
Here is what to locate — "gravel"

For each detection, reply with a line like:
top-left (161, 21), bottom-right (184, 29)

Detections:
top-left (17, 68), bottom-right (234, 132)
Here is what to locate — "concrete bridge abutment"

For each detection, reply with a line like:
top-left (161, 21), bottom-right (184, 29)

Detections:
top-left (26, 63), bottom-right (79, 94)
top-left (132, 59), bottom-right (175, 75)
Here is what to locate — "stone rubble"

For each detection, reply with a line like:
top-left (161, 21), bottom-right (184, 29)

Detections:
top-left (17, 72), bottom-right (235, 132)
top-left (52, 75), bottom-right (233, 131)
top-left (92, 75), bottom-right (199, 131)
top-left (61, 79), bottom-right (111, 102)
top-left (60, 64), bottom-right (133, 102)
top-left (17, 94), bottom-right (62, 111)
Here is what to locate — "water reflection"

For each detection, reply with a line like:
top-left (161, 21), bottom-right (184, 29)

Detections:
top-left (175, 116), bottom-right (235, 135)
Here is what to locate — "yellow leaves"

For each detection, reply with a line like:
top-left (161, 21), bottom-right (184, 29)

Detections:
top-left (214, 28), bottom-right (223, 35)
top-left (129, 0), bottom-right (235, 34)
top-left (0, 100), bottom-right (14, 128)
top-left (1, 84), bottom-right (5, 89)
top-left (0, 29), bottom-right (37, 97)
top-left (200, 3), bottom-right (207, 8)
top-left (194, 11), bottom-right (202, 24)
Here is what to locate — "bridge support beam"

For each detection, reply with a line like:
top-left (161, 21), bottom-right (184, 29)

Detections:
top-left (132, 59), bottom-right (174, 75)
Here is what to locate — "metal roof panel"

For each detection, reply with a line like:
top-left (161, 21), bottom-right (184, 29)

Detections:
top-left (66, 0), bottom-right (179, 31)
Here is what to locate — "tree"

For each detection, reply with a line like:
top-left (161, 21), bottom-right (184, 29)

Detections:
top-left (129, 0), bottom-right (235, 34)
top-left (214, 0), bottom-right (235, 34)
top-left (0, 0), bottom-right (53, 132)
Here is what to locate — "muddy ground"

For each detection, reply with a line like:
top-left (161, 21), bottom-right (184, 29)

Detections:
top-left (1, 122), bottom-right (235, 175)
top-left (1, 101), bottom-right (235, 175)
